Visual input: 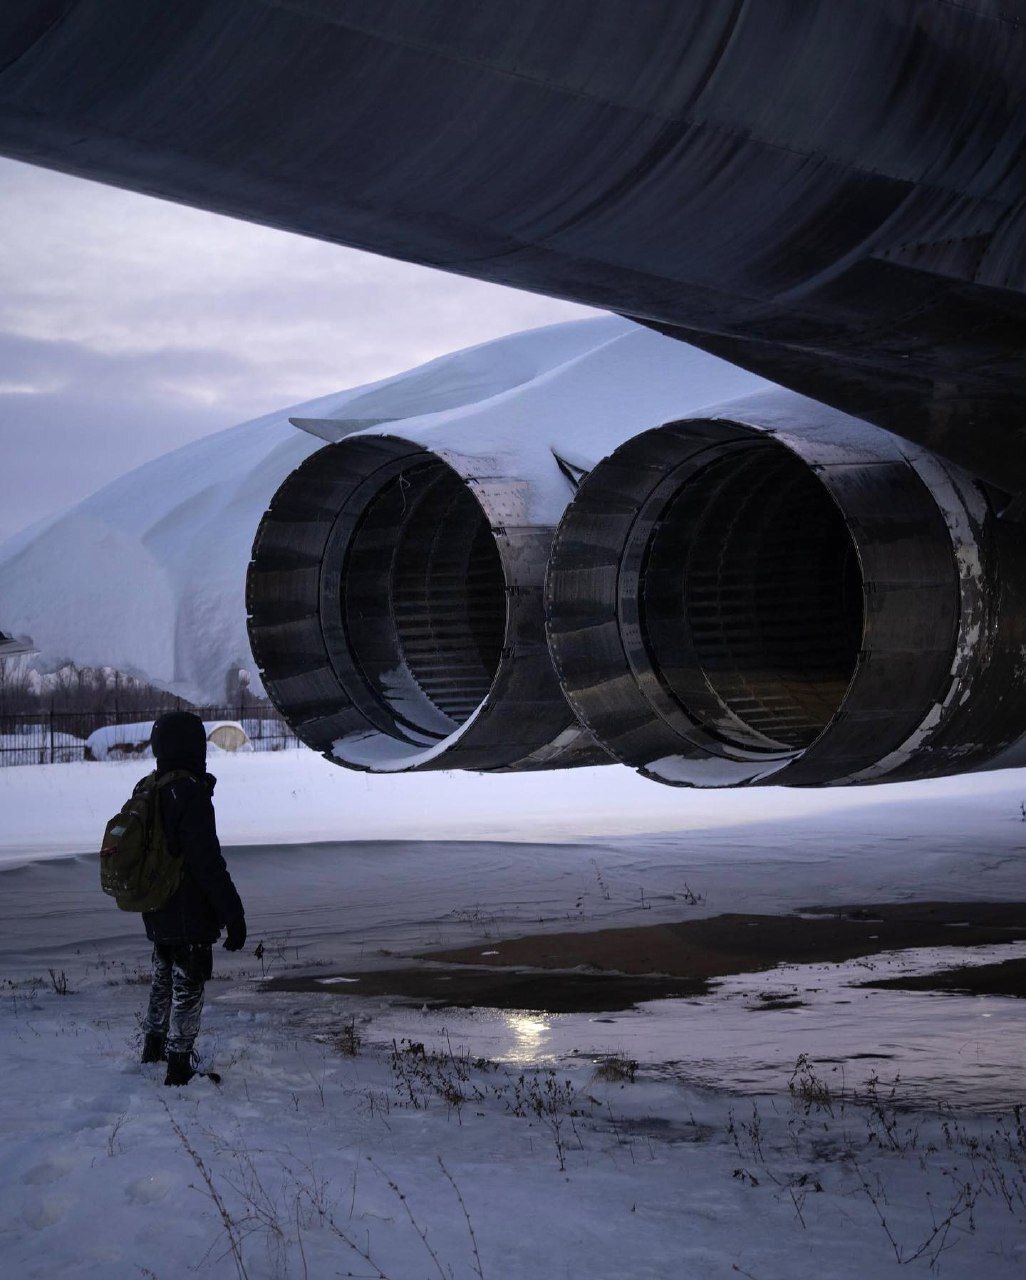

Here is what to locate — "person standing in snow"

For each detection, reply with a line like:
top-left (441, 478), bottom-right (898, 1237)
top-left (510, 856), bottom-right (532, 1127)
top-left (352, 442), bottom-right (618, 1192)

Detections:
top-left (139, 711), bottom-right (246, 1086)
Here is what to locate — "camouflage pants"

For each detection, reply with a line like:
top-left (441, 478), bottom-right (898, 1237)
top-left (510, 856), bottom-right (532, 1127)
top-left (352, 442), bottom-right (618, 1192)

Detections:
top-left (142, 942), bottom-right (212, 1054)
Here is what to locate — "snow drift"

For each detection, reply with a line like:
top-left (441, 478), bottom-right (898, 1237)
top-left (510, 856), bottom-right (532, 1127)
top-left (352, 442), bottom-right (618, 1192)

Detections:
top-left (0, 317), bottom-right (765, 704)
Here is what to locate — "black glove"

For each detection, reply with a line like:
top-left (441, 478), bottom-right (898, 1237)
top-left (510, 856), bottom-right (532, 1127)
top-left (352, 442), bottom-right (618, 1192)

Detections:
top-left (223, 916), bottom-right (247, 952)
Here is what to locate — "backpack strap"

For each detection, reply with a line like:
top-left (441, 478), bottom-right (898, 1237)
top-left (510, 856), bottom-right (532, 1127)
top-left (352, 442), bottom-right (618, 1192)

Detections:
top-left (131, 769), bottom-right (192, 798)
top-left (155, 769), bottom-right (194, 789)
top-left (152, 770), bottom-right (196, 860)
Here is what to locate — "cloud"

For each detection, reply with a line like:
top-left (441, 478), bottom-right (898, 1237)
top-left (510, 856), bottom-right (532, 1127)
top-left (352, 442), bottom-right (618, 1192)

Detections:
top-left (0, 158), bottom-right (595, 540)
top-left (0, 332), bottom-right (259, 540)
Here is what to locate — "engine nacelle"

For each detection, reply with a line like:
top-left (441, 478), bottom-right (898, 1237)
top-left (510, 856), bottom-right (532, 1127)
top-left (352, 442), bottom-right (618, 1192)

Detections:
top-left (247, 433), bottom-right (604, 772)
top-left (545, 394), bottom-right (1026, 786)
top-left (248, 388), bottom-right (1026, 787)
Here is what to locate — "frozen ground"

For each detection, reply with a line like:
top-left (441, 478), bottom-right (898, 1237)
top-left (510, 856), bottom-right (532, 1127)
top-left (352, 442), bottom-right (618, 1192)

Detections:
top-left (1, 755), bottom-right (1026, 1276)
top-left (4, 970), bottom-right (1026, 1280)
top-left (7, 746), bottom-right (1026, 863)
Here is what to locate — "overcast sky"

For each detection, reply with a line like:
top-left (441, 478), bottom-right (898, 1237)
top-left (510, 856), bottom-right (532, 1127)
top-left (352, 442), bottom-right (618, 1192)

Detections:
top-left (0, 158), bottom-right (594, 543)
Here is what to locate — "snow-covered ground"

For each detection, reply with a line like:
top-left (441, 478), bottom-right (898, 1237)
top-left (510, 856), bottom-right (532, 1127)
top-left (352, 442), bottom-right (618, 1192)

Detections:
top-left (4, 969), bottom-right (1025, 1280)
top-left (7, 746), bottom-right (1026, 865)
top-left (0, 728), bottom-right (85, 766)
top-left (2, 754), bottom-right (1026, 1277)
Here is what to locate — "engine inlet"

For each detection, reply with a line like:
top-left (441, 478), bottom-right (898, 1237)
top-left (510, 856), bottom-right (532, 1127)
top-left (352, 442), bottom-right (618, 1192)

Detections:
top-left (544, 403), bottom-right (1004, 788)
top-left (342, 459), bottom-right (506, 736)
top-left (642, 442), bottom-right (863, 753)
top-left (247, 435), bottom-right (603, 772)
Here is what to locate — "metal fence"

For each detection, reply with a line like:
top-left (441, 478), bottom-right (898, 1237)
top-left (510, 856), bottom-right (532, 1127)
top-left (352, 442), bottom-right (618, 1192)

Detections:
top-left (0, 705), bottom-right (303, 767)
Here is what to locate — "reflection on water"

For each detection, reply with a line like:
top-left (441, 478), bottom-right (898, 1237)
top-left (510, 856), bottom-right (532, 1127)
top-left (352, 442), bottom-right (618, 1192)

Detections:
top-left (505, 1013), bottom-right (550, 1063)
top-left (360, 941), bottom-right (1026, 1108)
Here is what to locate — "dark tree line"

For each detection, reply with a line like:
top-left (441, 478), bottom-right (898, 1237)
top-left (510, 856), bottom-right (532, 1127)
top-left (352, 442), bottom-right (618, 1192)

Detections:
top-left (0, 654), bottom-right (274, 735)
top-left (0, 656), bottom-right (184, 722)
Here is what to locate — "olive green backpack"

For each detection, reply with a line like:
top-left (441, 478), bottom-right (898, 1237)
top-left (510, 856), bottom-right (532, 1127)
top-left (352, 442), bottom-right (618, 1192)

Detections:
top-left (99, 770), bottom-right (191, 912)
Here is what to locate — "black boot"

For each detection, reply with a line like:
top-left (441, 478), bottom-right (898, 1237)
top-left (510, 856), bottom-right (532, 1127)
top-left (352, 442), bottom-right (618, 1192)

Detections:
top-left (141, 1031), bottom-right (166, 1064)
top-left (164, 1050), bottom-right (196, 1087)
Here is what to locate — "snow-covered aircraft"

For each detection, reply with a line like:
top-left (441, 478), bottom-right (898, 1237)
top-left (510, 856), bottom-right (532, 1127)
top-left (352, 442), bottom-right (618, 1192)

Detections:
top-left (3, 1), bottom-right (1026, 788)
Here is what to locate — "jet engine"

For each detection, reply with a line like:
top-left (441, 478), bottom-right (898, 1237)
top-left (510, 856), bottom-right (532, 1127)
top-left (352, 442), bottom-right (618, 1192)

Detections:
top-left (247, 391), bottom-right (1026, 786)
top-left (546, 395), bottom-right (1026, 786)
top-left (246, 433), bottom-right (605, 772)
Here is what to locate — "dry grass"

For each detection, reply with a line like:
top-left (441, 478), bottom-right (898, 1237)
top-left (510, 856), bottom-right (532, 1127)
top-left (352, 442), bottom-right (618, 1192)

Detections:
top-left (330, 1017), bottom-right (361, 1057)
top-left (593, 1053), bottom-right (638, 1085)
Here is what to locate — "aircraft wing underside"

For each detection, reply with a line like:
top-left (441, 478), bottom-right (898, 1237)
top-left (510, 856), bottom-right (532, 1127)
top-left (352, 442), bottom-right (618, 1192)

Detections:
top-left (3, 1), bottom-right (1026, 486)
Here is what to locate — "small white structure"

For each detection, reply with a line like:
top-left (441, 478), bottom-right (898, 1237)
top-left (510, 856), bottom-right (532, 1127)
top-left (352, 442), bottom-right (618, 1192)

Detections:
top-left (204, 721), bottom-right (251, 753)
top-left (86, 721), bottom-right (155, 761)
top-left (86, 718), bottom-right (252, 761)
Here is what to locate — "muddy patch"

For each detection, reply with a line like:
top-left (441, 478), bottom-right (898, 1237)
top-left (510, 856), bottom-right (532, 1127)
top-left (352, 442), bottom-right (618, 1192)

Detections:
top-left (422, 901), bottom-right (1026, 981)
top-left (262, 901), bottom-right (1026, 1015)
top-left (748, 993), bottom-right (807, 1012)
top-left (859, 956), bottom-right (1026, 998)
top-left (261, 966), bottom-right (709, 1013)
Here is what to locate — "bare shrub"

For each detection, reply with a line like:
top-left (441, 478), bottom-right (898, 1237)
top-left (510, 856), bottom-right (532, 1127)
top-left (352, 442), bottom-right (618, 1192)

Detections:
top-left (787, 1053), bottom-right (834, 1116)
top-left (164, 1103), bottom-right (494, 1280)
top-left (500, 1070), bottom-right (587, 1172)
top-left (593, 1053), bottom-right (638, 1085)
top-left (47, 968), bottom-right (72, 995)
top-left (437, 1157), bottom-right (486, 1280)
top-left (388, 1037), bottom-right (490, 1116)
top-left (107, 1111), bottom-right (128, 1158)
top-left (857, 1073), bottom-right (920, 1154)
top-left (385, 1036), bottom-right (591, 1171)
top-left (852, 1156), bottom-right (982, 1268)
top-left (331, 1017), bottom-right (361, 1057)
top-left (163, 1102), bottom-right (250, 1280)
top-left (727, 1057), bottom-right (1026, 1265)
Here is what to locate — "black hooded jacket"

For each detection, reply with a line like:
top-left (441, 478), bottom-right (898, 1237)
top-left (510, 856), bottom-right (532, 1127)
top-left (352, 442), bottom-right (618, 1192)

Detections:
top-left (142, 713), bottom-right (244, 946)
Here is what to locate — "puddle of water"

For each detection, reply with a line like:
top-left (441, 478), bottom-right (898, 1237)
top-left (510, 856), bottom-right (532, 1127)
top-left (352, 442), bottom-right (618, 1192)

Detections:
top-left (264, 966), bottom-right (708, 1011)
top-left (317, 941), bottom-right (1026, 1107)
top-left (860, 955), bottom-right (1026, 997)
top-left (424, 901), bottom-right (1026, 982)
top-left (269, 900), bottom-right (1026, 1016)
top-left (251, 903), bottom-right (1026, 1107)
